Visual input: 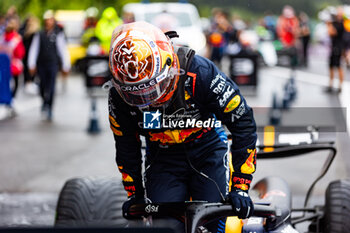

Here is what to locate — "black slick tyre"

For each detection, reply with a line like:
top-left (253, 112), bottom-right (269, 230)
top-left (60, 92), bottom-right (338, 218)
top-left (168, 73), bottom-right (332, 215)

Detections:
top-left (324, 179), bottom-right (350, 233)
top-left (55, 177), bottom-right (128, 227)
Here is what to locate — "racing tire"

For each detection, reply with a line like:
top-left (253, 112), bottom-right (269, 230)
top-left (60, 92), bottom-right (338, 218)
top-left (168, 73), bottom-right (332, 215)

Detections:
top-left (55, 177), bottom-right (129, 227)
top-left (324, 179), bottom-right (350, 233)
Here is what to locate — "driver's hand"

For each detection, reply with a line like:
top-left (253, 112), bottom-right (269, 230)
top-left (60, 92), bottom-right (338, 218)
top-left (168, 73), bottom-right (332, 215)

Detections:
top-left (228, 188), bottom-right (254, 219)
top-left (122, 194), bottom-right (146, 219)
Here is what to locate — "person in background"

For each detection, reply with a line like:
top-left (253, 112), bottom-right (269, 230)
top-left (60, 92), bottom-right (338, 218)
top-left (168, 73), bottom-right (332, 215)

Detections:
top-left (0, 5), bottom-right (20, 36)
top-left (298, 12), bottom-right (311, 67)
top-left (342, 11), bottom-right (350, 68)
top-left (263, 11), bottom-right (278, 41)
top-left (28, 10), bottom-right (71, 121)
top-left (0, 17), bottom-right (25, 101)
top-left (84, 7), bottom-right (99, 30)
top-left (122, 11), bottom-right (135, 24)
top-left (19, 15), bottom-right (40, 94)
top-left (326, 7), bottom-right (345, 93)
top-left (95, 7), bottom-right (123, 54)
top-left (5, 6), bottom-right (20, 21)
top-left (0, 14), bottom-right (6, 36)
top-left (81, 7), bottom-right (99, 48)
top-left (276, 5), bottom-right (300, 68)
top-left (207, 8), bottom-right (235, 68)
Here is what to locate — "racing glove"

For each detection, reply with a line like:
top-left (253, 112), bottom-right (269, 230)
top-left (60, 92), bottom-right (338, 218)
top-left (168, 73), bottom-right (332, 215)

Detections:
top-left (122, 194), bottom-right (146, 219)
top-left (228, 188), bottom-right (254, 219)
top-left (228, 172), bottom-right (254, 219)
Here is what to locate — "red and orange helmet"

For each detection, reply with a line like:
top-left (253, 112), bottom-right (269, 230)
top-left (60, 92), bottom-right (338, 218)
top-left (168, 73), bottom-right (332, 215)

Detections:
top-left (109, 21), bottom-right (180, 107)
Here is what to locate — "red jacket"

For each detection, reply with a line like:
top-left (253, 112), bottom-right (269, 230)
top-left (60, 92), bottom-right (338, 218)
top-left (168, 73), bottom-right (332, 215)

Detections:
top-left (277, 16), bottom-right (299, 48)
top-left (0, 31), bottom-right (25, 75)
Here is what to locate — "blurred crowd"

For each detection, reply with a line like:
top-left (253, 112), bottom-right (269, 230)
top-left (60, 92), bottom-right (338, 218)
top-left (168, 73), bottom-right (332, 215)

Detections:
top-left (205, 5), bottom-right (311, 68)
top-left (322, 6), bottom-right (349, 93)
top-left (0, 6), bottom-right (71, 120)
top-left (0, 5), bottom-right (131, 120)
top-left (205, 4), bottom-right (350, 92)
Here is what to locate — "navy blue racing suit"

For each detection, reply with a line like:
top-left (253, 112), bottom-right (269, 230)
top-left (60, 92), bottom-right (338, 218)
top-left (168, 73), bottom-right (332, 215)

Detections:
top-left (108, 54), bottom-right (257, 232)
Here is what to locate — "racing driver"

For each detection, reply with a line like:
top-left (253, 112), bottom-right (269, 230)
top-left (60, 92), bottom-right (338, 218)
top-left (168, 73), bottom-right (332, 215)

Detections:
top-left (108, 21), bottom-right (257, 232)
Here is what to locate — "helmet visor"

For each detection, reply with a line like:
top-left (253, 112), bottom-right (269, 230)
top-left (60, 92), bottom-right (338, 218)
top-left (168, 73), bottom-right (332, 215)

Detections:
top-left (113, 65), bottom-right (177, 107)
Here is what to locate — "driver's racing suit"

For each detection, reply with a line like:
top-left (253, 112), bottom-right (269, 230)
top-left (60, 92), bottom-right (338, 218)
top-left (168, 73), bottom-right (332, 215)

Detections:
top-left (108, 53), bottom-right (257, 231)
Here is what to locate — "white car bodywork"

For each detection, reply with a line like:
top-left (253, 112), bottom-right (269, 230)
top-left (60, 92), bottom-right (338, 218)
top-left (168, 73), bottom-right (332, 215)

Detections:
top-left (122, 2), bottom-right (207, 56)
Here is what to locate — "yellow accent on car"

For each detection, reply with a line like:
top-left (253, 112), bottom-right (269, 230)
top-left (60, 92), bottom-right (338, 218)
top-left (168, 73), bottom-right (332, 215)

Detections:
top-left (263, 126), bottom-right (275, 152)
top-left (224, 95), bottom-right (241, 113)
top-left (67, 44), bottom-right (86, 65)
top-left (225, 216), bottom-right (243, 233)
